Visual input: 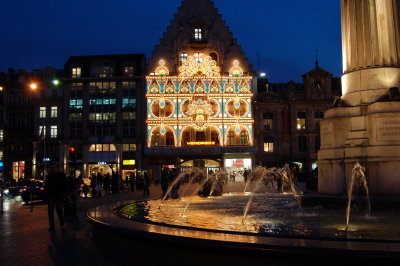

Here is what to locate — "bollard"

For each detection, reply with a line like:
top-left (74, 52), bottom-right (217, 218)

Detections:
top-left (30, 190), bottom-right (33, 213)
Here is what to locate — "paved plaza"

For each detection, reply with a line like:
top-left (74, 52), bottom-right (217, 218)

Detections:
top-left (0, 185), bottom-right (168, 266)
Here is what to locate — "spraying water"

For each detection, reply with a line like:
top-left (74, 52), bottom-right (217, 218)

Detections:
top-left (345, 162), bottom-right (371, 229)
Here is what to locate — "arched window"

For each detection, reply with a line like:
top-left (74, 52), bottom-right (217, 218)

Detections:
top-left (210, 52), bottom-right (218, 63)
top-left (226, 126), bottom-right (250, 146)
top-left (150, 129), bottom-right (161, 147)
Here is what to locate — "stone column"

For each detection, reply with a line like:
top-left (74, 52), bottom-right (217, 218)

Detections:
top-left (341, 0), bottom-right (400, 106)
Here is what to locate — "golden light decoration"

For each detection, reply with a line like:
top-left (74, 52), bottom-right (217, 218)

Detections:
top-left (179, 53), bottom-right (220, 77)
top-left (186, 98), bottom-right (214, 130)
top-left (229, 60), bottom-right (244, 76)
top-left (155, 59), bottom-right (169, 76)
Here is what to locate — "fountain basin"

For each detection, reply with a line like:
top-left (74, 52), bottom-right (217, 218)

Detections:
top-left (87, 193), bottom-right (400, 264)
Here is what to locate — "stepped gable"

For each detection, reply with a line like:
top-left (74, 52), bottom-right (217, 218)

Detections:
top-left (148, 0), bottom-right (253, 76)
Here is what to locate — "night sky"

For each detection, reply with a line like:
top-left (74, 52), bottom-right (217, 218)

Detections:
top-left (0, 0), bottom-right (342, 82)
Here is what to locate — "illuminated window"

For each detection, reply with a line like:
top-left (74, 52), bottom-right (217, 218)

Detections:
top-left (123, 144), bottom-right (136, 152)
top-left (89, 144), bottom-right (116, 152)
top-left (89, 99), bottom-right (116, 105)
top-left (151, 130), bottom-right (161, 147)
top-left (124, 65), bottom-right (134, 77)
top-left (180, 52), bottom-right (188, 63)
top-left (263, 113), bottom-right (273, 130)
top-left (69, 99), bottom-right (83, 109)
top-left (0, 129), bottom-right (3, 142)
top-left (194, 28), bottom-right (202, 41)
top-left (122, 112), bottom-right (136, 120)
top-left (72, 67), bottom-right (81, 78)
top-left (39, 126), bottom-right (46, 137)
top-left (264, 136), bottom-right (274, 152)
top-left (194, 53), bottom-right (203, 63)
top-left (51, 106), bottom-right (58, 118)
top-left (297, 112), bottom-right (306, 130)
top-left (50, 126), bottom-right (57, 138)
top-left (122, 98), bottom-right (136, 108)
top-left (39, 107), bottom-right (46, 118)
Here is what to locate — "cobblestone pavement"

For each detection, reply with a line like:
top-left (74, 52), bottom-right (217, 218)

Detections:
top-left (0, 185), bottom-right (168, 266)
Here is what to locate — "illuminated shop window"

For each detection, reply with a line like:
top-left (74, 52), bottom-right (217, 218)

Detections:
top-left (72, 67), bottom-right (81, 78)
top-left (39, 107), bottom-right (46, 118)
top-left (297, 112), bottom-right (306, 130)
top-left (264, 136), bottom-right (274, 152)
top-left (194, 28), bottom-right (202, 41)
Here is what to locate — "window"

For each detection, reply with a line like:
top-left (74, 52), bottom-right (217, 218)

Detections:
top-left (69, 113), bottom-right (82, 121)
top-left (92, 62), bottom-right (114, 78)
top-left (180, 52), bottom-right (188, 63)
top-left (51, 106), bottom-right (58, 118)
top-left (0, 129), bottom-right (3, 142)
top-left (194, 28), bottom-right (202, 41)
top-left (89, 113), bottom-right (116, 123)
top-left (89, 144), bottom-right (116, 152)
top-left (122, 98), bottom-right (136, 108)
top-left (297, 112), bottom-right (306, 130)
top-left (315, 135), bottom-right (321, 152)
top-left (89, 99), bottom-right (116, 105)
top-left (122, 81), bottom-right (136, 89)
top-left (298, 136), bottom-right (308, 152)
top-left (194, 53), bottom-right (203, 63)
top-left (123, 65), bottom-right (134, 77)
top-left (264, 136), bottom-right (274, 152)
top-left (314, 111), bottom-right (324, 129)
top-left (72, 67), bottom-right (81, 78)
top-left (39, 126), bottom-right (46, 138)
top-left (39, 107), bottom-right (46, 118)
top-left (122, 144), bottom-right (136, 152)
top-left (210, 52), bottom-right (218, 62)
top-left (122, 112), bottom-right (136, 120)
top-left (69, 99), bottom-right (83, 109)
top-left (263, 113), bottom-right (273, 130)
top-left (50, 126), bottom-right (58, 138)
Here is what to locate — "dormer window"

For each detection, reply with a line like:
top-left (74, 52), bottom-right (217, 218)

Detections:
top-left (72, 67), bottom-right (81, 79)
top-left (92, 62), bottom-right (114, 78)
top-left (194, 28), bottom-right (202, 41)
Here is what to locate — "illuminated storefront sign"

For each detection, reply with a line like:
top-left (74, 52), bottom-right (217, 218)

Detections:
top-left (123, 160), bottom-right (136, 166)
top-left (97, 162), bottom-right (107, 165)
top-left (187, 141), bottom-right (215, 146)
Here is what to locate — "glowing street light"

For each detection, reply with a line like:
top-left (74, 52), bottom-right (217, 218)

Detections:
top-left (52, 79), bottom-right (60, 86)
top-left (0, 86), bottom-right (3, 91)
top-left (30, 83), bottom-right (38, 90)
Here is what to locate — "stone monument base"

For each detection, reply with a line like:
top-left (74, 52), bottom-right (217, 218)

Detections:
top-left (318, 101), bottom-right (400, 195)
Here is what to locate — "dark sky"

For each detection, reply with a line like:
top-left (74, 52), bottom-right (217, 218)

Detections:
top-left (0, 0), bottom-right (342, 82)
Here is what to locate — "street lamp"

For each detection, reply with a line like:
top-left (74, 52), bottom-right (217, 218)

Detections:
top-left (52, 79), bottom-right (60, 86)
top-left (30, 83), bottom-right (38, 90)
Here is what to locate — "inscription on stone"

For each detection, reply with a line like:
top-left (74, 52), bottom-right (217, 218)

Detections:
top-left (320, 122), bottom-right (334, 147)
top-left (376, 118), bottom-right (400, 142)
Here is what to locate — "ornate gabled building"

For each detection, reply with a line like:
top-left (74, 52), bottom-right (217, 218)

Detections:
top-left (254, 61), bottom-right (342, 182)
top-left (145, 0), bottom-right (255, 174)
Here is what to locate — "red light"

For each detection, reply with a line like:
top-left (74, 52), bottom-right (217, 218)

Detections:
top-left (22, 188), bottom-right (27, 191)
top-left (69, 146), bottom-right (75, 152)
top-left (40, 187), bottom-right (44, 191)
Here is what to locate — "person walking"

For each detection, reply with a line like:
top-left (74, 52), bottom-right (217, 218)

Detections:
top-left (143, 171), bottom-right (150, 196)
top-left (129, 172), bottom-right (135, 192)
top-left (161, 168), bottom-right (170, 198)
top-left (44, 165), bottom-right (67, 232)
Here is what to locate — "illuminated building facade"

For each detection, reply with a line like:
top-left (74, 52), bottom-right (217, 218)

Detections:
top-left (145, 0), bottom-right (255, 174)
